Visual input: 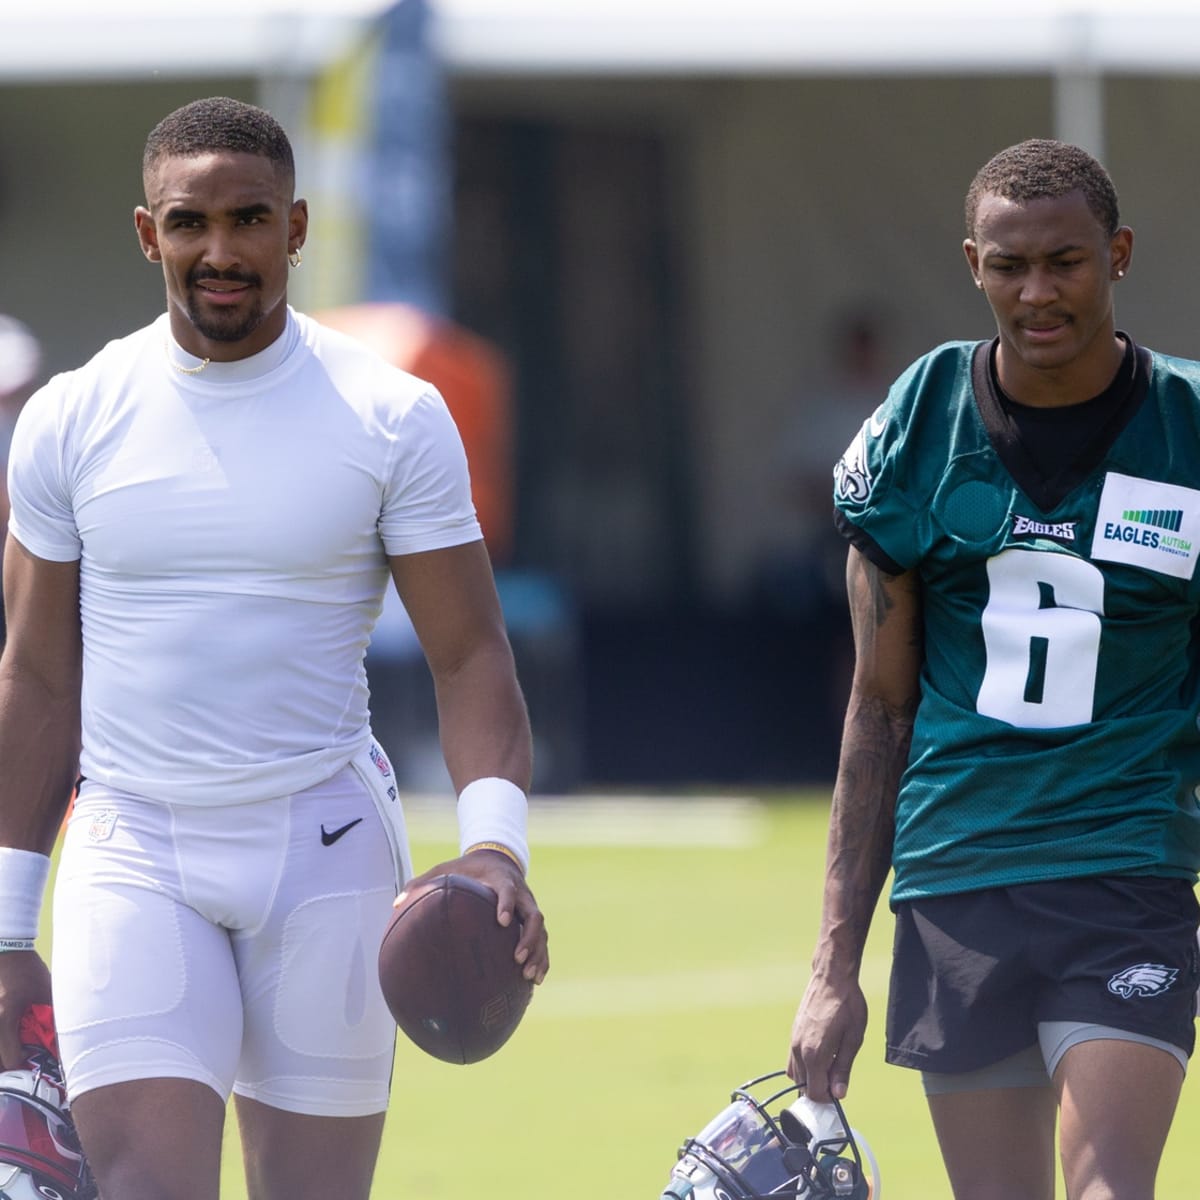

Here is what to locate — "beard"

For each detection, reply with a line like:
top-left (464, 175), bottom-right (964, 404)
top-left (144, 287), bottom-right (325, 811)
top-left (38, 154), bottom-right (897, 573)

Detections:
top-left (184, 270), bottom-right (266, 343)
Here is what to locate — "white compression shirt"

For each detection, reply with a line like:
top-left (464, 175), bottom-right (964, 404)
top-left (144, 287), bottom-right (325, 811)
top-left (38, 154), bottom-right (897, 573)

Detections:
top-left (7, 310), bottom-right (482, 804)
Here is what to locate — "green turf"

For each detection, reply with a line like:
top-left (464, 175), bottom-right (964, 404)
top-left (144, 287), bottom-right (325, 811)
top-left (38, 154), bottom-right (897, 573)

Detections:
top-left (353, 793), bottom-right (940, 1198)
top-left (45, 791), bottom-right (1198, 1197)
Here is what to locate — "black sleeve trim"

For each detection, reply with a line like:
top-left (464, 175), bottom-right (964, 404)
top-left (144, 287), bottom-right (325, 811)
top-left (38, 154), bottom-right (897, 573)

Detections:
top-left (832, 508), bottom-right (907, 576)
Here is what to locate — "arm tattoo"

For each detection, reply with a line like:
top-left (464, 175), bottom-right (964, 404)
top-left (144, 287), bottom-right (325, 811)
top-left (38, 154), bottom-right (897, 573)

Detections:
top-left (823, 691), bottom-right (911, 942)
top-left (866, 564), bottom-right (895, 629)
top-left (815, 553), bottom-right (922, 958)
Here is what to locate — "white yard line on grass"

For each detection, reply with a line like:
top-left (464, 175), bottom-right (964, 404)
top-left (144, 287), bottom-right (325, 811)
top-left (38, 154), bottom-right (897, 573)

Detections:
top-left (402, 794), bottom-right (768, 847)
top-left (529, 958), bottom-right (891, 1017)
top-left (533, 962), bottom-right (800, 1016)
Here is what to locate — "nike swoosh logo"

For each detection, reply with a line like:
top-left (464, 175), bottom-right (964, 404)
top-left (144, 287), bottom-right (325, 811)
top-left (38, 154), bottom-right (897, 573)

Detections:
top-left (320, 818), bottom-right (364, 846)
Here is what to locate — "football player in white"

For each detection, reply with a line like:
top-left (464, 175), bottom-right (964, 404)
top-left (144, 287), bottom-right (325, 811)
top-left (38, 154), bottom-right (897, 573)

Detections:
top-left (0, 96), bottom-right (549, 1200)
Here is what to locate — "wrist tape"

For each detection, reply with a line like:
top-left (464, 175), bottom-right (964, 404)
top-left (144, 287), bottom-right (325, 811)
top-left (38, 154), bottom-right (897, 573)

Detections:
top-left (0, 848), bottom-right (51, 942)
top-left (457, 778), bottom-right (529, 875)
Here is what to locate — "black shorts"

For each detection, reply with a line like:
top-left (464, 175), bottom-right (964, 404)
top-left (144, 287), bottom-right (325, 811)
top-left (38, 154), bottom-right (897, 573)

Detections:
top-left (886, 875), bottom-right (1200, 1074)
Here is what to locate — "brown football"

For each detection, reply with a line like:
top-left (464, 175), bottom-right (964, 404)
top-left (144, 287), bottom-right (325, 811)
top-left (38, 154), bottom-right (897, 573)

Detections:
top-left (378, 872), bottom-right (533, 1064)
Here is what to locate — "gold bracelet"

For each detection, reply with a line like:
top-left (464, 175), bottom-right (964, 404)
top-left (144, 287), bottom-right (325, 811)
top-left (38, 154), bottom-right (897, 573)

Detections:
top-left (466, 841), bottom-right (525, 874)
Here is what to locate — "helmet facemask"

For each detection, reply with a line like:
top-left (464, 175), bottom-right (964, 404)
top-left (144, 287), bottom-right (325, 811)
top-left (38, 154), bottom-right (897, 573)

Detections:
top-left (660, 1071), bottom-right (878, 1200)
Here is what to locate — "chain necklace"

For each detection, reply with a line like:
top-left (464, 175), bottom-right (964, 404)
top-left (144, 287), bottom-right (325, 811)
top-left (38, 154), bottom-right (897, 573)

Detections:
top-left (164, 341), bottom-right (211, 375)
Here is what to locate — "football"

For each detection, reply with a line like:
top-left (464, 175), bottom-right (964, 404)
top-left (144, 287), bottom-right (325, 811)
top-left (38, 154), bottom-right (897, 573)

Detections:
top-left (378, 872), bottom-right (533, 1064)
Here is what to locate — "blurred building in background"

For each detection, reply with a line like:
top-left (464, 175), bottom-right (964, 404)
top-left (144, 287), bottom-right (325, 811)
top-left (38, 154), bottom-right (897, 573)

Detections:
top-left (4, 0), bottom-right (1200, 787)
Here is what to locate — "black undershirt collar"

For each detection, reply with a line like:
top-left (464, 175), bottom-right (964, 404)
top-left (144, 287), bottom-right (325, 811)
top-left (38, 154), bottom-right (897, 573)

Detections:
top-left (971, 333), bottom-right (1150, 513)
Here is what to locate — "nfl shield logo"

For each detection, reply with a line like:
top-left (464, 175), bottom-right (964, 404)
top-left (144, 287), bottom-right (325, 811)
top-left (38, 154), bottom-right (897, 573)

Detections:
top-left (369, 743), bottom-right (393, 779)
top-left (88, 809), bottom-right (118, 842)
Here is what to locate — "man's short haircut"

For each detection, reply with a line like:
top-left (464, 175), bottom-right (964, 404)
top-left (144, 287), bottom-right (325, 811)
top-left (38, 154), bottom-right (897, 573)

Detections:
top-left (143, 96), bottom-right (295, 192)
top-left (964, 138), bottom-right (1120, 238)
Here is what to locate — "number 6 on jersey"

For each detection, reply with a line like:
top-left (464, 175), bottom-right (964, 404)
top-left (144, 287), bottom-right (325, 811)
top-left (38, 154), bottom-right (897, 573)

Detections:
top-left (977, 548), bottom-right (1104, 728)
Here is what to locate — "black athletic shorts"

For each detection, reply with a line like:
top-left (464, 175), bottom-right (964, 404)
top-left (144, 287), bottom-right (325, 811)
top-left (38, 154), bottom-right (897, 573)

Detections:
top-left (886, 875), bottom-right (1200, 1074)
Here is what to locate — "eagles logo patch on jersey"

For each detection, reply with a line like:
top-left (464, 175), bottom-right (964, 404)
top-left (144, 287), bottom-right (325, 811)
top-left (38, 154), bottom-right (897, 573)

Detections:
top-left (834, 423), bottom-right (873, 506)
top-left (1010, 514), bottom-right (1077, 543)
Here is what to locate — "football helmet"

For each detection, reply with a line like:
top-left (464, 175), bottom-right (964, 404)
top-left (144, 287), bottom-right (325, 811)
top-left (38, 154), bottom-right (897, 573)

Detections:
top-left (0, 1043), bottom-right (96, 1200)
top-left (660, 1071), bottom-right (880, 1200)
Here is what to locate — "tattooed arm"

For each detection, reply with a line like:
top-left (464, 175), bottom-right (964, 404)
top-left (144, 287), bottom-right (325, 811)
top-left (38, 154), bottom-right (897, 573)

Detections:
top-left (787, 545), bottom-right (923, 1102)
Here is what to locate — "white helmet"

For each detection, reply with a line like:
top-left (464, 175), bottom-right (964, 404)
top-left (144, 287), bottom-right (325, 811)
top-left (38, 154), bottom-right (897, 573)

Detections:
top-left (660, 1071), bottom-right (880, 1200)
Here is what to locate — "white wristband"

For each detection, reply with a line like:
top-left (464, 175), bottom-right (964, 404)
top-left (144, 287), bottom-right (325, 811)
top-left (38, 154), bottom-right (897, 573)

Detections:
top-left (0, 849), bottom-right (51, 941)
top-left (457, 778), bottom-right (529, 875)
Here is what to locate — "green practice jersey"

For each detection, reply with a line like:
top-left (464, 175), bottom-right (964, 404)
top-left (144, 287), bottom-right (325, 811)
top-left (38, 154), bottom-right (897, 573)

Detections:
top-left (834, 336), bottom-right (1200, 903)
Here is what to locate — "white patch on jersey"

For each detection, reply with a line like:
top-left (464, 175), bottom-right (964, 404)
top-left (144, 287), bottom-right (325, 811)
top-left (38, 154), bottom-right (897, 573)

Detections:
top-left (1091, 472), bottom-right (1200, 580)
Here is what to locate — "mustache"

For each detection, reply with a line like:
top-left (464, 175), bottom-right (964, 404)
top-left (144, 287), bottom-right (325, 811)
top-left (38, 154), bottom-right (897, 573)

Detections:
top-left (1019, 313), bottom-right (1071, 325)
top-left (188, 268), bottom-right (260, 287)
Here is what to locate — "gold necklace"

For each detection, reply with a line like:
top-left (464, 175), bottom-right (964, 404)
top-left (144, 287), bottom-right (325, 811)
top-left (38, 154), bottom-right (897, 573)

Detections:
top-left (164, 341), bottom-right (211, 375)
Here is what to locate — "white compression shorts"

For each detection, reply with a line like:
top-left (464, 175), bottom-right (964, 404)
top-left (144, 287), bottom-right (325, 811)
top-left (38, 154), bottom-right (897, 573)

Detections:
top-left (51, 741), bottom-right (411, 1117)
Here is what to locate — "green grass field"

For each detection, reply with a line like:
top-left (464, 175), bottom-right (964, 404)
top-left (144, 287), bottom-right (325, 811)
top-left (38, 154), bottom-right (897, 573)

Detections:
top-left (49, 790), bottom-right (1198, 1198)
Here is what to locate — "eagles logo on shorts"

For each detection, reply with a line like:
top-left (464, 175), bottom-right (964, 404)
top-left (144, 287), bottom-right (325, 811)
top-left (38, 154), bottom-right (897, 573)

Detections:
top-left (1107, 963), bottom-right (1179, 999)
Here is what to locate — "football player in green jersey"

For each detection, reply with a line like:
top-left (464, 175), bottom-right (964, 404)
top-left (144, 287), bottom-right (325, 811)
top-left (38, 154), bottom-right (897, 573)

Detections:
top-left (788, 138), bottom-right (1200, 1199)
